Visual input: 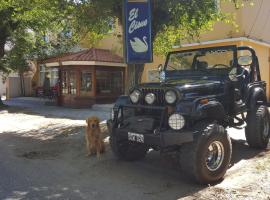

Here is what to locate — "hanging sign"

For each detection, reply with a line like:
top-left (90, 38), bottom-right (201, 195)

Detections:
top-left (124, 0), bottom-right (153, 64)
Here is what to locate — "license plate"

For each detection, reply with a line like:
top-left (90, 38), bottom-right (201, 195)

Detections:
top-left (128, 132), bottom-right (144, 143)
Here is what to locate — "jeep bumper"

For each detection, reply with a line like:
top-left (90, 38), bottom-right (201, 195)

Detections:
top-left (107, 120), bottom-right (194, 147)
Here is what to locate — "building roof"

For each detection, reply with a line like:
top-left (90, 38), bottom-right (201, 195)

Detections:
top-left (39, 48), bottom-right (124, 65)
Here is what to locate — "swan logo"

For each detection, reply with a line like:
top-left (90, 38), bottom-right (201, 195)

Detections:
top-left (125, 0), bottom-right (152, 63)
top-left (130, 36), bottom-right (148, 53)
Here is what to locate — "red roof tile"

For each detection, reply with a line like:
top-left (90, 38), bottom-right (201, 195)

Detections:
top-left (39, 48), bottom-right (123, 64)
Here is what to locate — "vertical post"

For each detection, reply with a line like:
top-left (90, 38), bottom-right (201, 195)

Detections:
top-left (58, 67), bottom-right (62, 106)
top-left (122, 0), bottom-right (127, 64)
top-left (93, 66), bottom-right (97, 97)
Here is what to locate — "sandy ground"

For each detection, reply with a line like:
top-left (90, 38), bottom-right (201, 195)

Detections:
top-left (0, 105), bottom-right (270, 200)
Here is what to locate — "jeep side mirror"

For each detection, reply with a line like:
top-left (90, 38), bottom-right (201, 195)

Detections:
top-left (238, 55), bottom-right (252, 66)
top-left (158, 64), bottom-right (163, 72)
top-left (229, 67), bottom-right (245, 81)
top-left (236, 67), bottom-right (246, 78)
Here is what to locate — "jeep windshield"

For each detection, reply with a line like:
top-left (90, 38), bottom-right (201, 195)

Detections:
top-left (165, 47), bottom-right (236, 77)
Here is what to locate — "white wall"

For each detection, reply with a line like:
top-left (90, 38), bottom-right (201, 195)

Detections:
top-left (0, 74), bottom-right (7, 96)
top-left (6, 77), bottom-right (32, 99)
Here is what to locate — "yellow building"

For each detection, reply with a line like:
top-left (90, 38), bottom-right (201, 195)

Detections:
top-left (142, 0), bottom-right (270, 99)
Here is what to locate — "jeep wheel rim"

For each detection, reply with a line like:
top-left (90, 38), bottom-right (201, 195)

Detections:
top-left (206, 141), bottom-right (225, 171)
top-left (263, 118), bottom-right (269, 138)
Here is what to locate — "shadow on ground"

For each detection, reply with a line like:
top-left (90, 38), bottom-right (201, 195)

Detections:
top-left (230, 139), bottom-right (267, 167)
top-left (1, 100), bottom-right (110, 121)
top-left (0, 125), bottom-right (267, 200)
top-left (0, 106), bottom-right (82, 120)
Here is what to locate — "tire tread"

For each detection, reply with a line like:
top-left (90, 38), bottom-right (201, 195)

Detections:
top-left (180, 123), bottom-right (232, 184)
top-left (245, 105), bottom-right (270, 149)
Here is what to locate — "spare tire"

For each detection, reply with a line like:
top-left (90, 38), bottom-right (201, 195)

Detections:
top-left (245, 105), bottom-right (270, 149)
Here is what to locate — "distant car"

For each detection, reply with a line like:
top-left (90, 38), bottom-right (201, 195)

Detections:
top-left (108, 45), bottom-right (270, 184)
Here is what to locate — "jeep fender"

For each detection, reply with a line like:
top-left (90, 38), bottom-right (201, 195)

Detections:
top-left (114, 95), bottom-right (130, 107)
top-left (195, 101), bottom-right (226, 122)
top-left (111, 96), bottom-right (130, 127)
top-left (247, 87), bottom-right (267, 109)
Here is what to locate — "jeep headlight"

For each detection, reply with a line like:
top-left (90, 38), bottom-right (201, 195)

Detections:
top-left (168, 113), bottom-right (185, 130)
top-left (165, 90), bottom-right (177, 104)
top-left (130, 89), bottom-right (141, 104)
top-left (145, 93), bottom-right (156, 105)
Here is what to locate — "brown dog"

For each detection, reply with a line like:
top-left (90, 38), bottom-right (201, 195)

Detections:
top-left (85, 116), bottom-right (105, 157)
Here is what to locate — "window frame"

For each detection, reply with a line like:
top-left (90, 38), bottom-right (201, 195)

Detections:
top-left (96, 68), bottom-right (124, 96)
top-left (80, 70), bottom-right (94, 97)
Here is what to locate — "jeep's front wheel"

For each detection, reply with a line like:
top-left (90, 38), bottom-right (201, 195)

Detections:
top-left (110, 129), bottom-right (148, 161)
top-left (245, 105), bottom-right (270, 149)
top-left (180, 124), bottom-right (232, 184)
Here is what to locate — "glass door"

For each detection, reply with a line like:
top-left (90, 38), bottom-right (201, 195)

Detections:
top-left (61, 70), bottom-right (78, 96)
top-left (80, 71), bottom-right (93, 96)
top-left (69, 71), bottom-right (77, 95)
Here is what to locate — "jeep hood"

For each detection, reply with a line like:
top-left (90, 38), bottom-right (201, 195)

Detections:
top-left (139, 79), bottom-right (224, 96)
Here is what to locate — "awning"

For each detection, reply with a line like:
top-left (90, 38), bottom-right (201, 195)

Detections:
top-left (39, 48), bottom-right (126, 67)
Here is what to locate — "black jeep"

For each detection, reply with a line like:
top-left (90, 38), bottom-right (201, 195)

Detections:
top-left (108, 45), bottom-right (270, 184)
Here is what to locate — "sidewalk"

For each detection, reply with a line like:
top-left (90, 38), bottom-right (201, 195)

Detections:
top-left (3, 97), bottom-right (113, 121)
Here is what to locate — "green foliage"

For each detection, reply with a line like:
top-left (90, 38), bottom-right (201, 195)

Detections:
top-left (3, 30), bottom-right (35, 73)
top-left (76, 0), bottom-right (253, 55)
top-left (152, 0), bottom-right (220, 54)
top-left (230, 0), bottom-right (255, 9)
top-left (0, 0), bottom-right (120, 73)
top-left (0, 0), bottom-right (80, 73)
top-left (0, 0), bottom-right (254, 75)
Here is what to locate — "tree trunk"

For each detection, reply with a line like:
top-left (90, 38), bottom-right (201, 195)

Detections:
top-left (135, 64), bottom-right (144, 84)
top-left (0, 39), bottom-right (6, 107)
top-left (19, 71), bottom-right (25, 96)
top-left (125, 64), bottom-right (144, 94)
top-left (0, 40), bottom-right (5, 59)
top-left (125, 64), bottom-right (135, 94)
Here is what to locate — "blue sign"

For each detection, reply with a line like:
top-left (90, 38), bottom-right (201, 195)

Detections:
top-left (124, 0), bottom-right (153, 64)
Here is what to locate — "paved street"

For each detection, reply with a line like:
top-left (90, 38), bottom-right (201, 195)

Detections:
top-left (0, 98), bottom-right (269, 200)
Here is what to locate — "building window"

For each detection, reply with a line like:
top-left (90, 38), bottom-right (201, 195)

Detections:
top-left (148, 70), bottom-right (159, 82)
top-left (61, 70), bottom-right (77, 95)
top-left (80, 71), bottom-right (92, 96)
top-left (40, 65), bottom-right (59, 87)
top-left (69, 71), bottom-right (77, 95)
top-left (108, 18), bottom-right (115, 34)
top-left (62, 71), bottom-right (68, 94)
top-left (96, 70), bottom-right (124, 95)
top-left (50, 68), bottom-right (59, 86)
top-left (39, 65), bottom-right (46, 86)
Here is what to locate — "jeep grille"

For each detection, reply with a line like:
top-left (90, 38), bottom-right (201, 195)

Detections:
top-left (141, 88), bottom-right (165, 105)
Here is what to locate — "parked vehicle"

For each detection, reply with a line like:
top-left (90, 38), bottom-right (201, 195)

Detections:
top-left (108, 45), bottom-right (270, 184)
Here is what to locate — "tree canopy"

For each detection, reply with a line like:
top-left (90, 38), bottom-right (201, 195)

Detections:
top-left (0, 0), bottom-right (253, 71)
top-left (75, 0), bottom-right (252, 55)
top-left (0, 0), bottom-right (78, 72)
top-left (73, 0), bottom-right (252, 86)
top-left (0, 0), bottom-right (253, 105)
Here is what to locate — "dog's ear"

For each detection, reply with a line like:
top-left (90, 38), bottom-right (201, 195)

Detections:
top-left (96, 118), bottom-right (100, 126)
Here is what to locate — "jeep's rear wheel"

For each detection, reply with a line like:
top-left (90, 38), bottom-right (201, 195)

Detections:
top-left (180, 124), bottom-right (232, 184)
top-left (110, 129), bottom-right (148, 161)
top-left (245, 105), bottom-right (270, 149)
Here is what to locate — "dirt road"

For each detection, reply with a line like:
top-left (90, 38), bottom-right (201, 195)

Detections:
top-left (0, 106), bottom-right (269, 200)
